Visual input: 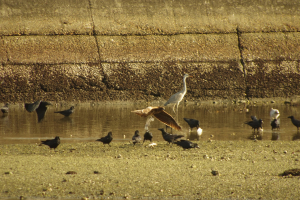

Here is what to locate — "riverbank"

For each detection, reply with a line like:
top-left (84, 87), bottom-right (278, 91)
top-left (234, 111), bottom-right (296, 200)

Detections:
top-left (1, 140), bottom-right (300, 199)
top-left (1, 1), bottom-right (300, 103)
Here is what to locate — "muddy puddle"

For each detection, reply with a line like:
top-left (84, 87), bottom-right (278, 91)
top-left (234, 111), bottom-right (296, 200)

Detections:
top-left (1, 102), bottom-right (300, 144)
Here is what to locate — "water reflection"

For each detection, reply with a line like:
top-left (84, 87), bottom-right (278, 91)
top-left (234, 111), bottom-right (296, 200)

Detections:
top-left (1, 103), bottom-right (300, 144)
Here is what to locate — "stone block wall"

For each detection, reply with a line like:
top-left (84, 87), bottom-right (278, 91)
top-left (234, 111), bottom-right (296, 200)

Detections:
top-left (0, 0), bottom-right (300, 103)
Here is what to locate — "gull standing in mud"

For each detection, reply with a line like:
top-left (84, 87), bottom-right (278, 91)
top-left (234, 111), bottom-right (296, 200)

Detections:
top-left (270, 108), bottom-right (280, 119)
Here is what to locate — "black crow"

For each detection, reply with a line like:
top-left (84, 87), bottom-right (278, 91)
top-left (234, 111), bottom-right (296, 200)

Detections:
top-left (25, 100), bottom-right (42, 112)
top-left (271, 118), bottom-right (280, 130)
top-left (36, 101), bottom-right (52, 122)
top-left (1, 103), bottom-right (9, 114)
top-left (158, 128), bottom-right (184, 144)
top-left (183, 118), bottom-right (200, 131)
top-left (245, 118), bottom-right (263, 132)
top-left (251, 116), bottom-right (259, 122)
top-left (132, 130), bottom-right (142, 145)
top-left (25, 100), bottom-right (52, 122)
top-left (174, 140), bottom-right (199, 150)
top-left (54, 106), bottom-right (75, 117)
top-left (143, 130), bottom-right (153, 143)
top-left (40, 136), bottom-right (60, 149)
top-left (96, 132), bottom-right (113, 146)
top-left (288, 116), bottom-right (300, 131)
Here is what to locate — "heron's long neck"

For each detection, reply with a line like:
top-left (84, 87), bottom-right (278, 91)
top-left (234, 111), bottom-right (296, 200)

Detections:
top-left (181, 76), bottom-right (188, 94)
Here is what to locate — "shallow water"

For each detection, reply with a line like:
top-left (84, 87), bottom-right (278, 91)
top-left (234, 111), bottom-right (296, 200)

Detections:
top-left (1, 103), bottom-right (300, 144)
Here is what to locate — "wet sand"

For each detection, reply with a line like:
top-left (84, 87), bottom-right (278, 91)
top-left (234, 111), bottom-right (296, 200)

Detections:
top-left (1, 140), bottom-right (300, 199)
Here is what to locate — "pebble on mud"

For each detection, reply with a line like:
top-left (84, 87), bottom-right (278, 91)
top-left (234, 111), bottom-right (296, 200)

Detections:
top-left (280, 168), bottom-right (300, 176)
top-left (66, 171), bottom-right (77, 175)
top-left (211, 170), bottom-right (219, 176)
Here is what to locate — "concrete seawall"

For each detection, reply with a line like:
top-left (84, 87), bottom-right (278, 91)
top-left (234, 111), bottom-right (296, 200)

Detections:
top-left (1, 0), bottom-right (300, 103)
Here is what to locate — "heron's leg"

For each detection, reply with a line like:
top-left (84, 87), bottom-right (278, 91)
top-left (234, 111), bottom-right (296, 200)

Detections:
top-left (172, 104), bottom-right (176, 113)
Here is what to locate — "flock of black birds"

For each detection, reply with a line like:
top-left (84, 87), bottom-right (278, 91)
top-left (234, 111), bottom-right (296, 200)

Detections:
top-left (2, 102), bottom-right (300, 150)
top-left (1, 101), bottom-right (74, 150)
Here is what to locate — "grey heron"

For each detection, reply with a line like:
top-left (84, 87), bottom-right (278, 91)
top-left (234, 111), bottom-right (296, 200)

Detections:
top-left (164, 74), bottom-right (191, 113)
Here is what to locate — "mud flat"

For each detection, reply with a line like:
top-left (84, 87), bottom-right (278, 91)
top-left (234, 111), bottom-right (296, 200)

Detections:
top-left (1, 140), bottom-right (300, 199)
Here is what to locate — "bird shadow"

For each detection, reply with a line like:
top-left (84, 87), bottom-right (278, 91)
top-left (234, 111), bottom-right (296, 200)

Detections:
top-left (58, 117), bottom-right (74, 124)
top-left (292, 132), bottom-right (300, 141)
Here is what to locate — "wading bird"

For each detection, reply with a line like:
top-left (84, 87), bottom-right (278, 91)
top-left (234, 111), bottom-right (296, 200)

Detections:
top-left (36, 102), bottom-right (52, 122)
top-left (245, 117), bottom-right (263, 132)
top-left (132, 130), bottom-right (142, 145)
top-left (174, 140), bottom-right (199, 150)
top-left (271, 118), bottom-right (280, 130)
top-left (270, 108), bottom-right (280, 119)
top-left (1, 103), bottom-right (9, 114)
top-left (40, 136), bottom-right (60, 150)
top-left (96, 132), bottom-right (113, 146)
top-left (143, 130), bottom-right (153, 143)
top-left (183, 118), bottom-right (200, 131)
top-left (131, 106), bottom-right (181, 131)
top-left (25, 100), bottom-right (42, 112)
top-left (55, 106), bottom-right (75, 117)
top-left (288, 116), bottom-right (300, 131)
top-left (164, 74), bottom-right (191, 113)
top-left (25, 100), bottom-right (52, 122)
top-left (158, 128), bottom-right (184, 144)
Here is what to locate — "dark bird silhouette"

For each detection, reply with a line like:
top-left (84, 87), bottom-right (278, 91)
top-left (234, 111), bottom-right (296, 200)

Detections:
top-left (54, 106), bottom-right (75, 117)
top-left (36, 101), bottom-right (52, 122)
top-left (271, 118), bottom-right (280, 130)
top-left (143, 130), bottom-right (153, 143)
top-left (1, 103), bottom-right (9, 114)
top-left (132, 106), bottom-right (181, 131)
top-left (245, 117), bottom-right (263, 132)
top-left (158, 128), bottom-right (184, 144)
top-left (288, 116), bottom-right (300, 131)
top-left (96, 132), bottom-right (113, 146)
top-left (183, 118), bottom-right (200, 131)
top-left (40, 136), bottom-right (60, 150)
top-left (25, 100), bottom-right (52, 122)
top-left (251, 116), bottom-right (259, 122)
top-left (132, 130), bottom-right (142, 145)
top-left (174, 140), bottom-right (199, 150)
top-left (25, 100), bottom-right (42, 112)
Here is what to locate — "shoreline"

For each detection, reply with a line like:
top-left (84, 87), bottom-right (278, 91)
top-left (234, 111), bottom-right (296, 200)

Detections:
top-left (1, 96), bottom-right (298, 108)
